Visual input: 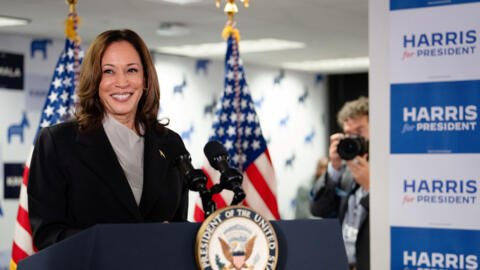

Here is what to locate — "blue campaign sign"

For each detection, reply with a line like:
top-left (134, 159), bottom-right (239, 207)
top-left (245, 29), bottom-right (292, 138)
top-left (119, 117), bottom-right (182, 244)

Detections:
top-left (391, 80), bottom-right (480, 154)
top-left (4, 163), bottom-right (24, 199)
top-left (391, 226), bottom-right (480, 270)
top-left (390, 0), bottom-right (480, 11)
top-left (0, 51), bottom-right (24, 90)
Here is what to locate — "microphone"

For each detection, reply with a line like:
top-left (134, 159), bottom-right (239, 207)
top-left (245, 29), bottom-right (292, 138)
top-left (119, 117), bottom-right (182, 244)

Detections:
top-left (203, 141), bottom-right (246, 205)
top-left (164, 138), bottom-right (216, 217)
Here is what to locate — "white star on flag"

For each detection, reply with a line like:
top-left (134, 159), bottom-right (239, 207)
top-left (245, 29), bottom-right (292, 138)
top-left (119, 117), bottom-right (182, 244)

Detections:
top-left (52, 77), bottom-right (62, 89)
top-left (221, 113), bottom-right (228, 122)
top-left (67, 48), bottom-right (74, 59)
top-left (48, 92), bottom-right (59, 103)
top-left (254, 127), bottom-right (261, 137)
top-left (226, 85), bottom-right (233, 94)
top-left (60, 91), bottom-right (69, 103)
top-left (229, 113), bottom-right (237, 123)
top-left (227, 126), bottom-right (236, 137)
top-left (225, 139), bottom-right (233, 150)
top-left (241, 99), bottom-right (247, 109)
top-left (252, 140), bottom-right (260, 150)
top-left (66, 63), bottom-right (74, 73)
top-left (223, 99), bottom-right (230, 108)
top-left (63, 76), bottom-right (72, 87)
top-left (56, 64), bottom-right (65, 75)
top-left (58, 105), bottom-right (68, 117)
top-left (245, 126), bottom-right (252, 136)
top-left (44, 105), bottom-right (54, 117)
top-left (228, 56), bottom-right (235, 66)
top-left (226, 70), bottom-right (234, 80)
top-left (40, 119), bottom-right (50, 128)
top-left (247, 113), bottom-right (255, 123)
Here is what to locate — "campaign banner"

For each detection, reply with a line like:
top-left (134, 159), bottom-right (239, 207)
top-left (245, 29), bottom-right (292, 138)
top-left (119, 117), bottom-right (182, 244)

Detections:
top-left (4, 163), bottom-right (23, 199)
top-left (391, 80), bottom-right (480, 154)
top-left (390, 0), bottom-right (480, 268)
top-left (390, 2), bottom-right (480, 84)
top-left (391, 226), bottom-right (480, 270)
top-left (390, 154), bottom-right (480, 230)
top-left (0, 51), bottom-right (24, 90)
top-left (391, 0), bottom-right (480, 11)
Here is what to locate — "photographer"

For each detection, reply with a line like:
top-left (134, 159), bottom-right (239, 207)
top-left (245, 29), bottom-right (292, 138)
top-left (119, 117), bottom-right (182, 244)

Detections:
top-left (310, 96), bottom-right (369, 270)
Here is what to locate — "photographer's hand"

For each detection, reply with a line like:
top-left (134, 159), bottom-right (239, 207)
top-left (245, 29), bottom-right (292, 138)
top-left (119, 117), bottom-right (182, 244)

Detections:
top-left (329, 133), bottom-right (345, 170)
top-left (346, 154), bottom-right (370, 191)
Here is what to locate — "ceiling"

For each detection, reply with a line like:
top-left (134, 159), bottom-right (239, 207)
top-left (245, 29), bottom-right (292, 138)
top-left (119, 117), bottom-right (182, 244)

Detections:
top-left (0, 0), bottom-right (369, 73)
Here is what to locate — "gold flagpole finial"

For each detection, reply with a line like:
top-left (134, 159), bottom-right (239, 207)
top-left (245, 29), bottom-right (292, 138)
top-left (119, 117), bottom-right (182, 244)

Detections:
top-left (66, 0), bottom-right (78, 13)
top-left (216, 0), bottom-right (249, 17)
top-left (64, 0), bottom-right (81, 43)
top-left (216, 0), bottom-right (249, 41)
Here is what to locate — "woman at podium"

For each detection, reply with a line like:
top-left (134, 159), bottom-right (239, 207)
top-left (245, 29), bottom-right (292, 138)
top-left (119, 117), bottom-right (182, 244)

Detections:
top-left (27, 29), bottom-right (189, 250)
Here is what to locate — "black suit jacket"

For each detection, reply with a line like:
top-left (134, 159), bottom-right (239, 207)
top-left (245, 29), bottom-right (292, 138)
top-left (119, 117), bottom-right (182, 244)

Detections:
top-left (310, 167), bottom-right (370, 270)
top-left (28, 121), bottom-right (189, 250)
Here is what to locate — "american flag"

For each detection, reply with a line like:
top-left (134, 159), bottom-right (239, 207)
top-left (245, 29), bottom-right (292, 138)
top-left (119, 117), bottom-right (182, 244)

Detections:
top-left (193, 35), bottom-right (280, 221)
top-left (10, 38), bottom-right (83, 269)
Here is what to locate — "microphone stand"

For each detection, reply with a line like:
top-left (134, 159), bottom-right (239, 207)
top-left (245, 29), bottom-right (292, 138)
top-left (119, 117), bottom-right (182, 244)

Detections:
top-left (209, 167), bottom-right (246, 206)
top-left (185, 169), bottom-right (217, 218)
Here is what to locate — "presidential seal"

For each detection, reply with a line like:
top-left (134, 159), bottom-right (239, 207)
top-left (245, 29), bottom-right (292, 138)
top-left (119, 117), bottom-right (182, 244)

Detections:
top-left (196, 206), bottom-right (279, 270)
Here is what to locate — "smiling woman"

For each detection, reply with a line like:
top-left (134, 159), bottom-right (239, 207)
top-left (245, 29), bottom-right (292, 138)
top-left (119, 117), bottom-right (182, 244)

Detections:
top-left (76, 29), bottom-right (163, 135)
top-left (27, 29), bottom-right (190, 250)
top-left (98, 41), bottom-right (145, 133)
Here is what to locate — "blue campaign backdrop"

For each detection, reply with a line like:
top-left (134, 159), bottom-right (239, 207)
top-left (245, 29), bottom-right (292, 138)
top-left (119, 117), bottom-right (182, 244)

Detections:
top-left (391, 226), bottom-right (480, 270)
top-left (390, 80), bottom-right (480, 154)
top-left (390, 0), bottom-right (480, 11)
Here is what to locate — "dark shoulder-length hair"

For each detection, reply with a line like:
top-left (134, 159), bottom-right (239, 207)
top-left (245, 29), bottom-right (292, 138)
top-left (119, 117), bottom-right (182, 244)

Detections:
top-left (76, 29), bottom-right (167, 135)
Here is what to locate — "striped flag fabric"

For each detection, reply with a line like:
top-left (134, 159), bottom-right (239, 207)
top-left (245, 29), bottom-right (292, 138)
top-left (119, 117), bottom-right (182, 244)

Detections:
top-left (193, 35), bottom-right (280, 221)
top-left (10, 38), bottom-right (82, 270)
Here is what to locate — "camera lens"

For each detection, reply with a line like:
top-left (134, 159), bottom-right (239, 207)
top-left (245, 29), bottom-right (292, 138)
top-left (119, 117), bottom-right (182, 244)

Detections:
top-left (337, 138), bottom-right (360, 160)
top-left (337, 135), bottom-right (368, 160)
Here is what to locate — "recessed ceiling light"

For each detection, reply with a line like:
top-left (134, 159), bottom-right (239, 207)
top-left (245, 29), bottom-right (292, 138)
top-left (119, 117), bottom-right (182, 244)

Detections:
top-left (0, 15), bottom-right (30, 27)
top-left (155, 39), bottom-right (305, 57)
top-left (283, 57), bottom-right (369, 73)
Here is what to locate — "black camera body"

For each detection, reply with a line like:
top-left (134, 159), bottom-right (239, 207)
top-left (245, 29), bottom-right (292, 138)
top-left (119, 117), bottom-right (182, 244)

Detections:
top-left (337, 135), bottom-right (369, 160)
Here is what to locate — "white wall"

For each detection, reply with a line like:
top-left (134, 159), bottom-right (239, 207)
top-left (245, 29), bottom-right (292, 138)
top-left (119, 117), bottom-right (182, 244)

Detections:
top-left (369, 0), bottom-right (390, 269)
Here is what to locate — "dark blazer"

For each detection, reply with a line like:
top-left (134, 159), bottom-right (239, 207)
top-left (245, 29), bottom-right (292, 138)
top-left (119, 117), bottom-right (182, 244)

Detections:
top-left (310, 167), bottom-right (370, 270)
top-left (28, 121), bottom-right (189, 250)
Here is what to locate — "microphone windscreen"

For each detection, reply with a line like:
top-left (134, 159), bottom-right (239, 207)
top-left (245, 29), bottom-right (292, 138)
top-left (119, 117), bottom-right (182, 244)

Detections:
top-left (203, 141), bottom-right (228, 162)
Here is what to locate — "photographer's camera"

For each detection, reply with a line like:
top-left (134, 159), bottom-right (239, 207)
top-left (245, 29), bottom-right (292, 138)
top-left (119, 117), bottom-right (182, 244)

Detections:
top-left (337, 135), bottom-right (368, 160)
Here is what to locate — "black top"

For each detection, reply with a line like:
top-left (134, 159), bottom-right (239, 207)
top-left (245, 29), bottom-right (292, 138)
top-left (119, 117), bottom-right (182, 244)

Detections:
top-left (28, 120), bottom-right (189, 250)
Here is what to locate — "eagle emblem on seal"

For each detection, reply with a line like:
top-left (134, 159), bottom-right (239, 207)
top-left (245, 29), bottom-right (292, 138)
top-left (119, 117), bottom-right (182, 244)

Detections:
top-left (219, 235), bottom-right (257, 270)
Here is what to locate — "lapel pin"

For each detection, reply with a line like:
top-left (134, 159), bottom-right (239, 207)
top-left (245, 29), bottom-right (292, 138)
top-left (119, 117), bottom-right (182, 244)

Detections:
top-left (158, 149), bottom-right (166, 159)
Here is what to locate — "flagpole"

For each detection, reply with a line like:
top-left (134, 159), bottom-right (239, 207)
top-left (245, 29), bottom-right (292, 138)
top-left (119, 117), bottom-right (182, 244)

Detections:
top-left (65, 0), bottom-right (81, 111)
